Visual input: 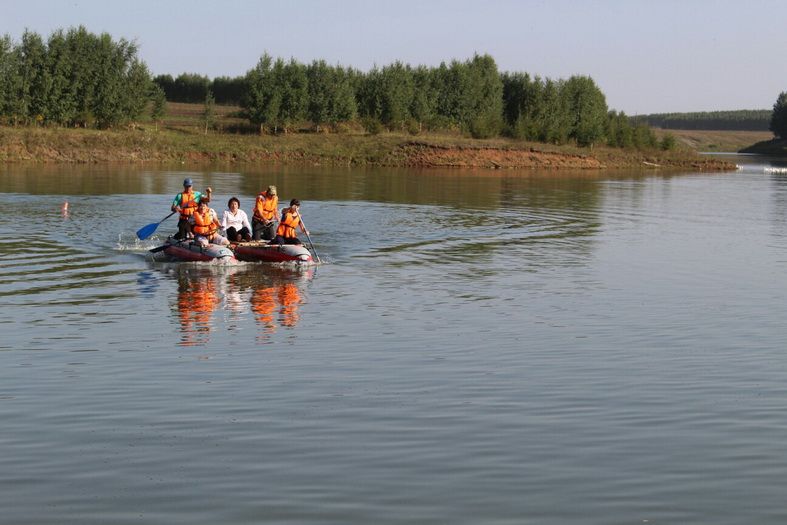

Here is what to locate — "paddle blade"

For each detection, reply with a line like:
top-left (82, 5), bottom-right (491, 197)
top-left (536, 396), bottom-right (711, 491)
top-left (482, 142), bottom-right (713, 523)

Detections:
top-left (136, 222), bottom-right (159, 240)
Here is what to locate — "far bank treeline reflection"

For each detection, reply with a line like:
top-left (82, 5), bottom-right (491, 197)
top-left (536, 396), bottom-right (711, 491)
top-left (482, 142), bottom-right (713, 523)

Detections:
top-left (1, 27), bottom-right (659, 149)
top-left (0, 164), bottom-right (647, 212)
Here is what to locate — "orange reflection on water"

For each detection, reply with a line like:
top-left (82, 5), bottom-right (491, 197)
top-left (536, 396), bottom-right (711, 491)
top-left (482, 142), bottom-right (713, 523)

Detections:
top-left (176, 273), bottom-right (221, 347)
top-left (169, 265), bottom-right (312, 346)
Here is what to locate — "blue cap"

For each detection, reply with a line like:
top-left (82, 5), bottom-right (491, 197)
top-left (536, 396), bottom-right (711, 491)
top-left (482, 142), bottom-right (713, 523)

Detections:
top-left (183, 178), bottom-right (193, 186)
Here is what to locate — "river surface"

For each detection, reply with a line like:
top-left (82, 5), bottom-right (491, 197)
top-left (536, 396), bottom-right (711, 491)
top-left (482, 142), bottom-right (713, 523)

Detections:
top-left (2, 157), bottom-right (787, 524)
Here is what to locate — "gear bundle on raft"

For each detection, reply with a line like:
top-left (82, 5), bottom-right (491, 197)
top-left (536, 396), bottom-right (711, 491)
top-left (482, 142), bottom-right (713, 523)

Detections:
top-left (155, 237), bottom-right (314, 264)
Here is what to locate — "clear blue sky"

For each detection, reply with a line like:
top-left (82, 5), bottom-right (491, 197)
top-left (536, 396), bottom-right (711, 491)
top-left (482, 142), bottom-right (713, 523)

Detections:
top-left (2, 0), bottom-right (785, 114)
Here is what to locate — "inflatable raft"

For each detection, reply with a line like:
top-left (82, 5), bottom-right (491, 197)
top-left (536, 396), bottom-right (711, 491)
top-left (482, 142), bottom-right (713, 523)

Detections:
top-left (159, 237), bottom-right (236, 262)
top-left (232, 241), bottom-right (313, 263)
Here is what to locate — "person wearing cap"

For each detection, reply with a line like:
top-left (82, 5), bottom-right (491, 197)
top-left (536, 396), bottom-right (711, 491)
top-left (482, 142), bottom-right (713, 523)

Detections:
top-left (190, 198), bottom-right (230, 247)
top-left (252, 185), bottom-right (280, 241)
top-left (171, 178), bottom-right (203, 240)
top-left (271, 199), bottom-right (309, 246)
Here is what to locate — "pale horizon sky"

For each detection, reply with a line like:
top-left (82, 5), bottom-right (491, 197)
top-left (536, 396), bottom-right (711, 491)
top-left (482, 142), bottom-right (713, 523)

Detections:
top-left (2, 0), bottom-right (785, 115)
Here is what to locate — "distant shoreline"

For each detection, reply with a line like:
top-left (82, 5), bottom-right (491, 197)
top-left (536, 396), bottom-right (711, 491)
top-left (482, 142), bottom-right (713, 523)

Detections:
top-left (0, 126), bottom-right (737, 171)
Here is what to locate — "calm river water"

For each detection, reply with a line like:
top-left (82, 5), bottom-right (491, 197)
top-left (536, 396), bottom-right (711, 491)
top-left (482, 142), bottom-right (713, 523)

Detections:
top-left (2, 157), bottom-right (787, 524)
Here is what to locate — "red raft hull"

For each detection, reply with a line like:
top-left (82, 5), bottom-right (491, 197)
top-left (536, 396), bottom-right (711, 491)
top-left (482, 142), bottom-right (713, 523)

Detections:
top-left (233, 241), bottom-right (313, 263)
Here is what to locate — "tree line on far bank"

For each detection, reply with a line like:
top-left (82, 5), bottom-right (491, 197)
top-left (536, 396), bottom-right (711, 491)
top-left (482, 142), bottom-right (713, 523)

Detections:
top-left (0, 27), bottom-right (667, 149)
top-left (642, 110), bottom-right (771, 131)
top-left (155, 54), bottom-right (661, 148)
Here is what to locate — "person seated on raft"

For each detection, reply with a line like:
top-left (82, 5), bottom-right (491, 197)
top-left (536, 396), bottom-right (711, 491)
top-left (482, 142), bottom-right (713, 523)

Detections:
top-left (270, 199), bottom-right (309, 246)
top-left (252, 185), bottom-right (280, 241)
top-left (171, 178), bottom-right (203, 240)
top-left (190, 198), bottom-right (230, 247)
top-left (221, 197), bottom-right (252, 242)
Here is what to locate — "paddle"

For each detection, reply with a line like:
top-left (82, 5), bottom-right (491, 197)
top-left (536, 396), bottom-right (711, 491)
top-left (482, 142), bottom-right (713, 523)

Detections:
top-left (149, 245), bottom-right (168, 253)
top-left (136, 211), bottom-right (176, 240)
top-left (295, 211), bottom-right (321, 263)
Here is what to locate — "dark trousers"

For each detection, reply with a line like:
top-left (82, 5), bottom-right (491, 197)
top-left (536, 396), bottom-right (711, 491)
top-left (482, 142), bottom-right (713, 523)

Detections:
top-left (252, 218), bottom-right (276, 241)
top-left (226, 226), bottom-right (251, 242)
top-left (174, 218), bottom-right (191, 240)
top-left (270, 235), bottom-right (302, 246)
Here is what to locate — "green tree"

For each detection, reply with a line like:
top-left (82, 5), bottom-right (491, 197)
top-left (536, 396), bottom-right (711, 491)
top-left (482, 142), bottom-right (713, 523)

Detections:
top-left (278, 59), bottom-right (308, 132)
top-left (356, 66), bottom-right (383, 121)
top-left (0, 35), bottom-right (17, 121)
top-left (410, 65), bottom-right (438, 132)
top-left (605, 111), bottom-right (634, 148)
top-left (211, 75), bottom-right (246, 105)
top-left (538, 79), bottom-right (571, 144)
top-left (124, 59), bottom-right (152, 122)
top-left (202, 90), bottom-right (215, 134)
top-left (91, 33), bottom-right (134, 127)
top-left (562, 75), bottom-right (607, 147)
top-left (150, 83), bottom-right (166, 130)
top-left (306, 60), bottom-right (356, 131)
top-left (67, 26), bottom-right (100, 127)
top-left (306, 60), bottom-right (332, 130)
top-left (632, 121), bottom-right (658, 149)
top-left (659, 133), bottom-right (677, 151)
top-left (45, 29), bottom-right (77, 125)
top-left (769, 91), bottom-right (787, 139)
top-left (153, 74), bottom-right (175, 100)
top-left (379, 61), bottom-right (414, 129)
top-left (172, 72), bottom-right (210, 103)
top-left (11, 30), bottom-right (49, 125)
top-left (243, 53), bottom-right (276, 132)
top-left (464, 54), bottom-right (503, 138)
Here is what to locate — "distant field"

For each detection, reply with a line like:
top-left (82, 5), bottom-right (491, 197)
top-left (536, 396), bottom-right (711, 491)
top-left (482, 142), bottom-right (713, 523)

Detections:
top-left (154, 102), bottom-right (247, 130)
top-left (653, 128), bottom-right (773, 152)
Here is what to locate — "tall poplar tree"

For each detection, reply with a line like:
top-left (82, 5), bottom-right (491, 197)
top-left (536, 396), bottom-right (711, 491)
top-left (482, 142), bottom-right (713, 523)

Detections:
top-left (202, 90), bottom-right (215, 134)
top-left (769, 91), bottom-right (787, 139)
top-left (150, 83), bottom-right (166, 131)
top-left (562, 75), bottom-right (607, 147)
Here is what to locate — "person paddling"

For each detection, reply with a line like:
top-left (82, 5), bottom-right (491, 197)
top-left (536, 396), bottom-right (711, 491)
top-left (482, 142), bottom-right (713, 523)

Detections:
top-left (271, 199), bottom-right (309, 246)
top-left (171, 178), bottom-right (203, 240)
top-left (190, 198), bottom-right (230, 247)
top-left (252, 185), bottom-right (280, 241)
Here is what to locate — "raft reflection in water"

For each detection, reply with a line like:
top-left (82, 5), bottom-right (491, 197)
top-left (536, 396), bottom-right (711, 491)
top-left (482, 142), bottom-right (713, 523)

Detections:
top-left (165, 264), bottom-right (313, 346)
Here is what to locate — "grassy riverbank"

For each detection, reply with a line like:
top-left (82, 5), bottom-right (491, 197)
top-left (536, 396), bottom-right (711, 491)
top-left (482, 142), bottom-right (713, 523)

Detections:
top-left (653, 128), bottom-right (773, 153)
top-left (0, 124), bottom-right (737, 171)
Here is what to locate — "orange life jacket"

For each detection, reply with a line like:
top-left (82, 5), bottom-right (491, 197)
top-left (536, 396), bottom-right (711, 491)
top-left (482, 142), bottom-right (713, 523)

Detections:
top-left (192, 209), bottom-right (218, 237)
top-left (254, 192), bottom-right (278, 222)
top-left (179, 190), bottom-right (198, 219)
top-left (276, 209), bottom-right (300, 238)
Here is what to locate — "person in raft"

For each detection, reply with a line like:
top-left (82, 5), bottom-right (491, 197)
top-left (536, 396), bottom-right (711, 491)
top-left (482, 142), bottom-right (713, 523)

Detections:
top-left (221, 197), bottom-right (252, 242)
top-left (271, 199), bottom-right (309, 246)
top-left (171, 178), bottom-right (203, 240)
top-left (190, 198), bottom-right (230, 247)
top-left (252, 185), bottom-right (280, 241)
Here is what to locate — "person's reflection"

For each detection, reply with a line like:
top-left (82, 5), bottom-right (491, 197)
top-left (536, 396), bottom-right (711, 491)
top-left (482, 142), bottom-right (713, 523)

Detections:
top-left (249, 267), bottom-right (312, 339)
top-left (176, 272), bottom-right (220, 346)
top-left (168, 265), bottom-right (312, 344)
top-left (251, 284), bottom-right (278, 337)
top-left (278, 283), bottom-right (301, 327)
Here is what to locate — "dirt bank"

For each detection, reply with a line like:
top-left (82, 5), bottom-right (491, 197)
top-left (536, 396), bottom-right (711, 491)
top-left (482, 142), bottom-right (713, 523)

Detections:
top-left (0, 126), bottom-right (737, 171)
